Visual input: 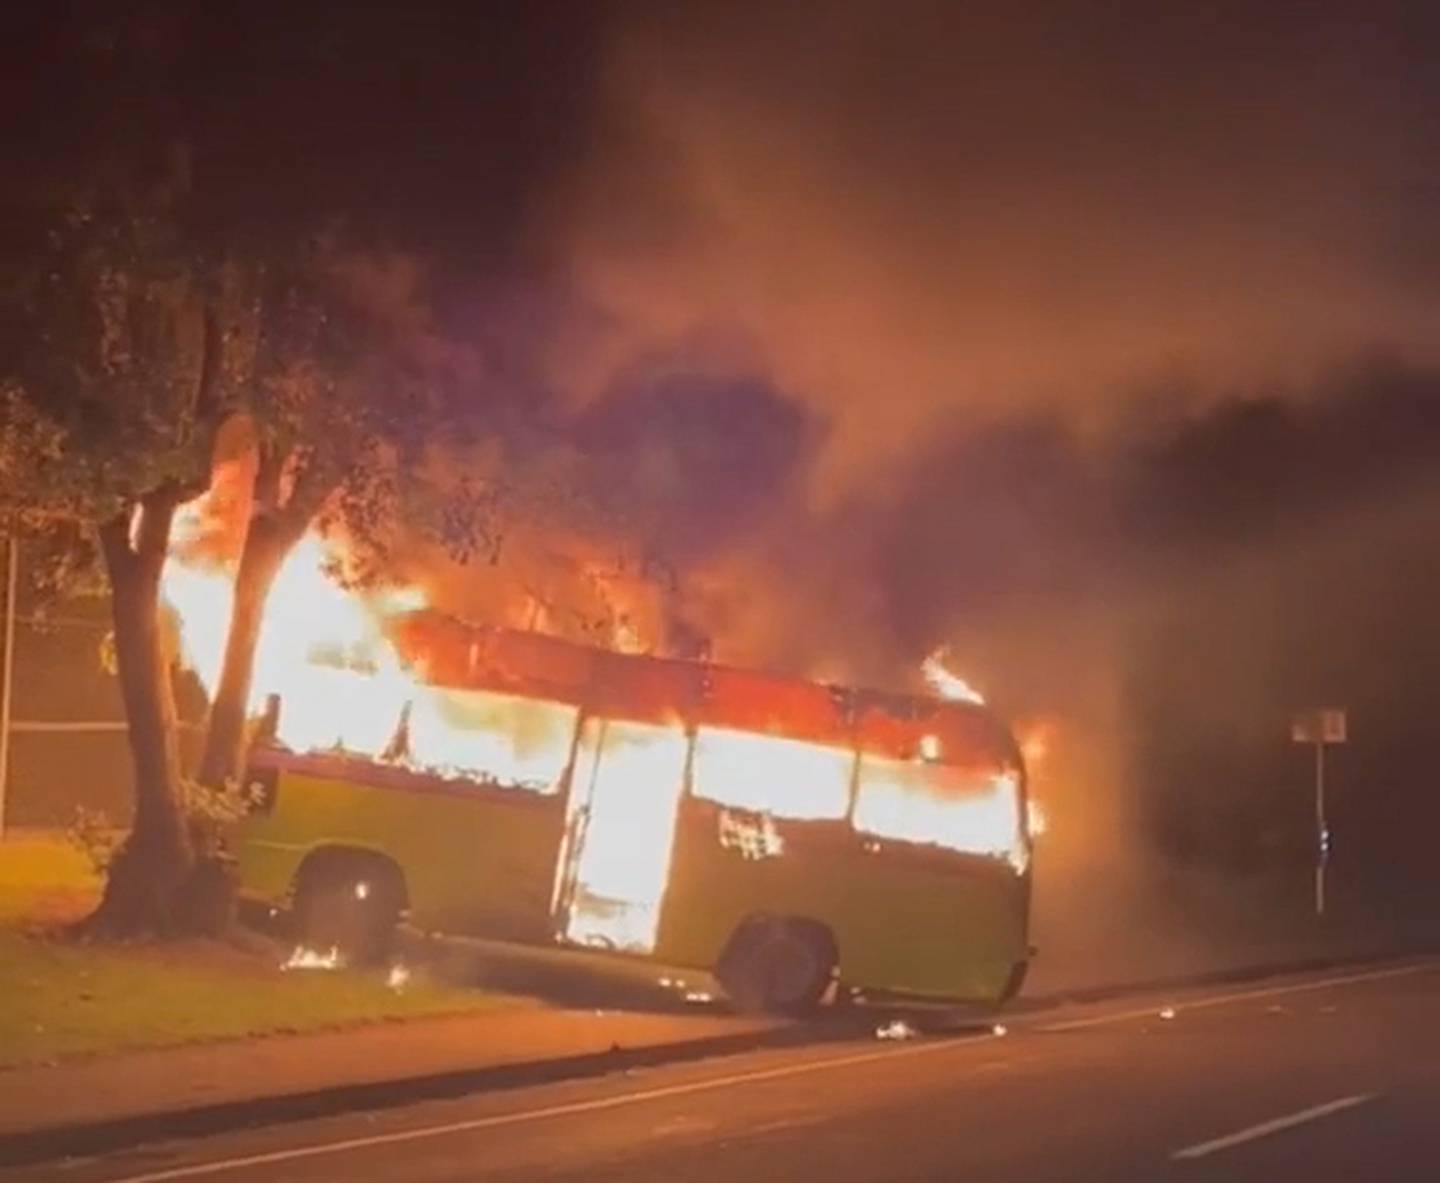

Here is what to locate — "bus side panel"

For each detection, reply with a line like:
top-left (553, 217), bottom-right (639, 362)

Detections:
top-left (655, 798), bottom-right (1029, 1003)
top-left (833, 850), bottom-right (1029, 1001)
top-left (655, 802), bottom-right (856, 974)
top-left (237, 769), bottom-right (567, 943)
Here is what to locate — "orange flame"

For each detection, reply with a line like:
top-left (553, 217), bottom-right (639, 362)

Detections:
top-left (921, 650), bottom-right (985, 705)
top-left (160, 491), bottom-right (1031, 955)
top-left (163, 522), bottom-right (424, 758)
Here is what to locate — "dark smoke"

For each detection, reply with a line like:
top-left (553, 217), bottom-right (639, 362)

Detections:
top-left (623, 354), bottom-right (1440, 985)
top-left (11, 3), bottom-right (1440, 983)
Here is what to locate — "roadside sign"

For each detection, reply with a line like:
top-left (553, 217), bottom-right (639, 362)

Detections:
top-left (1320, 709), bottom-right (1347, 744)
top-left (1290, 707), bottom-right (1346, 920)
top-left (1291, 708), bottom-right (1347, 745)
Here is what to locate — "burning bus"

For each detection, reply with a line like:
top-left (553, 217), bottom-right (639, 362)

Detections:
top-left (233, 612), bottom-right (1034, 1013)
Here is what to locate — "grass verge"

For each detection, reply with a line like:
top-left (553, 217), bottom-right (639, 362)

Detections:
top-left (0, 835), bottom-right (518, 1068)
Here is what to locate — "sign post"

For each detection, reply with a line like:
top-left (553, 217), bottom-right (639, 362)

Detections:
top-left (1291, 708), bottom-right (1346, 918)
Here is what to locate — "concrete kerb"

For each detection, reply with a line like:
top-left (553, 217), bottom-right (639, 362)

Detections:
top-left (0, 1016), bottom-right (876, 1169)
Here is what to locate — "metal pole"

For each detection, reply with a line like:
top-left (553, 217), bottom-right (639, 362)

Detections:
top-left (0, 528), bottom-right (16, 839)
top-left (1314, 740), bottom-right (1328, 918)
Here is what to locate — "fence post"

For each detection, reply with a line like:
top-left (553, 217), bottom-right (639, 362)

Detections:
top-left (0, 527), bottom-right (17, 838)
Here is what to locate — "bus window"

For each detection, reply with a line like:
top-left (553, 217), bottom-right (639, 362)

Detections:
top-left (404, 686), bottom-right (580, 794)
top-left (853, 756), bottom-right (1026, 869)
top-left (691, 727), bottom-right (854, 820)
top-left (562, 718), bottom-right (690, 953)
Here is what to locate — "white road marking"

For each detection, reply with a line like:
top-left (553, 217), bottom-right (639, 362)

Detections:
top-left (102, 1040), bottom-right (971, 1183)
top-left (1038, 961), bottom-right (1432, 1032)
top-left (1171, 1093), bottom-right (1375, 1160)
top-left (102, 960), bottom-right (1433, 1183)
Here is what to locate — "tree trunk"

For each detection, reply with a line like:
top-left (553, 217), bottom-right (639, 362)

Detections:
top-left (196, 513), bottom-right (304, 787)
top-left (86, 493), bottom-right (194, 937)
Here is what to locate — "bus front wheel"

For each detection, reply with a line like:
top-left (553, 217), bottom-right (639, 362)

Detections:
top-left (292, 852), bottom-right (404, 968)
top-left (716, 916), bottom-right (837, 1016)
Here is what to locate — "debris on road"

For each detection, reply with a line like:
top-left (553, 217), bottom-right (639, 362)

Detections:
top-left (875, 1019), bottom-right (919, 1041)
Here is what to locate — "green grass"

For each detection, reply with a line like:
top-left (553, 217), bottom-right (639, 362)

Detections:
top-left (0, 835), bottom-right (519, 1068)
top-left (0, 834), bottom-right (101, 929)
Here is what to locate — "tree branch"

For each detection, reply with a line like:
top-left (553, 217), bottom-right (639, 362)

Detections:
top-left (274, 452), bottom-right (334, 544)
top-left (168, 299), bottom-right (235, 504)
top-left (193, 301), bottom-right (225, 429)
top-left (252, 441), bottom-right (285, 515)
top-left (97, 510), bottom-right (137, 582)
top-left (133, 485), bottom-right (180, 577)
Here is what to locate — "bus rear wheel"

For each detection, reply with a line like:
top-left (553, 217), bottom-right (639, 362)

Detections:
top-left (716, 916), bottom-right (837, 1016)
top-left (292, 854), bottom-right (403, 968)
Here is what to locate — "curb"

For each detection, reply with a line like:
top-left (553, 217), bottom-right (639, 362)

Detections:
top-left (0, 1017), bottom-right (872, 1169)
top-left (1014, 946), bottom-right (1428, 1012)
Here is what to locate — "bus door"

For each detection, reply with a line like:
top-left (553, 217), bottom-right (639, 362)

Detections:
top-left (554, 715), bottom-right (691, 954)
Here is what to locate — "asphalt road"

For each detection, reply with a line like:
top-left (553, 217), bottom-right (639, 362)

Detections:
top-left (14, 960), bottom-right (1440, 1183)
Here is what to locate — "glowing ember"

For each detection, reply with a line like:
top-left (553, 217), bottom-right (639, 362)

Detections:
top-left (387, 963), bottom-right (411, 992)
top-left (1019, 728), bottom-right (1049, 767)
top-left (921, 651), bottom-right (985, 705)
top-left (1026, 798), bottom-right (1048, 839)
top-left (282, 946), bottom-right (343, 971)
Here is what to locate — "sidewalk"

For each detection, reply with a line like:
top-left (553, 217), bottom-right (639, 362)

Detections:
top-left (0, 1004), bottom-right (785, 1163)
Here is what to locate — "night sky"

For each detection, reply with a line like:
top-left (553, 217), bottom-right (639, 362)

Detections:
top-left (7, 2), bottom-right (1440, 936)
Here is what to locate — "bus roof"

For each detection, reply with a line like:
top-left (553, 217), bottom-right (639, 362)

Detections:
top-left (388, 611), bottom-right (1018, 770)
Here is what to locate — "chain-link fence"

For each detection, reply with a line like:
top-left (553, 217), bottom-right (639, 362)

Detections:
top-left (0, 532), bottom-right (202, 834)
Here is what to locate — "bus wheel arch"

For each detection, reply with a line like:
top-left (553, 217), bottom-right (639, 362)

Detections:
top-left (715, 914), bottom-right (838, 1016)
top-left (291, 846), bottom-right (407, 967)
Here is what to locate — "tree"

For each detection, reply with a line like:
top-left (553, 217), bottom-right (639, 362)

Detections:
top-left (0, 5), bottom-right (564, 934)
top-left (194, 245), bottom-right (496, 787)
top-left (1, 184), bottom-right (251, 935)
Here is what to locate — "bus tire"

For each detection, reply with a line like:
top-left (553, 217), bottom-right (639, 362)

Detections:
top-left (716, 916), bottom-right (837, 1016)
top-left (292, 851), bottom-right (404, 968)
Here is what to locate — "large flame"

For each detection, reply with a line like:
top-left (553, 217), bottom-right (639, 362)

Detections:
top-left (853, 761), bottom-right (1028, 872)
top-left (160, 491), bottom-right (1029, 957)
top-left (163, 517), bottom-right (424, 758)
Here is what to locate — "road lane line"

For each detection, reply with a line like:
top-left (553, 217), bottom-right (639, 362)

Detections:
top-left (102, 959), bottom-right (1431, 1183)
top-left (1038, 961), bottom-right (1432, 1032)
top-left (102, 1039), bottom-right (980, 1183)
top-left (1170, 1094), bottom-right (1375, 1160)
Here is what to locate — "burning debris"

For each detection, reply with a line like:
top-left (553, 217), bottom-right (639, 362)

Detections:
top-left (922, 650), bottom-right (986, 705)
top-left (717, 808), bottom-right (786, 860)
top-left (1026, 799), bottom-right (1049, 839)
top-left (282, 946), bottom-right (343, 972)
